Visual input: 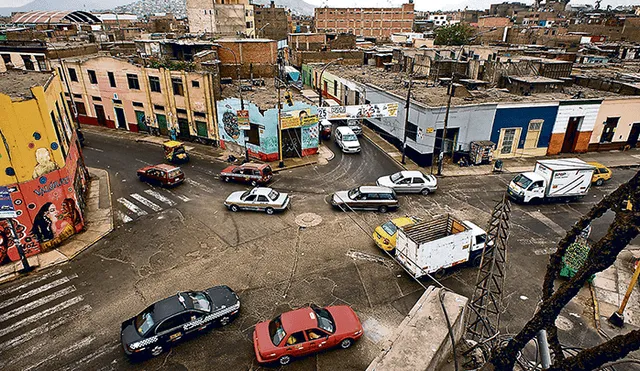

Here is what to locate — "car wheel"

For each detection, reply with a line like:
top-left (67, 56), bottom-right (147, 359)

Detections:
top-left (434, 268), bottom-right (446, 280)
top-left (150, 345), bottom-right (164, 357)
top-left (472, 254), bottom-right (483, 267)
top-left (265, 207), bottom-right (274, 215)
top-left (230, 205), bottom-right (239, 212)
top-left (279, 355), bottom-right (291, 365)
top-left (219, 316), bottom-right (230, 326)
top-left (596, 178), bottom-right (604, 186)
top-left (378, 205), bottom-right (388, 213)
top-left (250, 180), bottom-right (258, 187)
top-left (421, 188), bottom-right (430, 195)
top-left (223, 176), bottom-right (230, 183)
top-left (340, 338), bottom-right (354, 349)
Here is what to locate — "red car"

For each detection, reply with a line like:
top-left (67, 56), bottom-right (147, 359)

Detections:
top-left (137, 164), bottom-right (185, 187)
top-left (253, 305), bottom-right (363, 365)
top-left (220, 163), bottom-right (273, 187)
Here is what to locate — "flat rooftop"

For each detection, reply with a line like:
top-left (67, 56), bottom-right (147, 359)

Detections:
top-left (511, 76), bottom-right (563, 83)
top-left (325, 64), bottom-right (623, 107)
top-left (0, 70), bottom-right (52, 100)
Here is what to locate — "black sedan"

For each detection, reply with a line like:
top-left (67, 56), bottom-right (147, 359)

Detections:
top-left (121, 286), bottom-right (240, 358)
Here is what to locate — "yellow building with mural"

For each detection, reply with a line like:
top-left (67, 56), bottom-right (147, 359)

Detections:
top-left (0, 70), bottom-right (88, 266)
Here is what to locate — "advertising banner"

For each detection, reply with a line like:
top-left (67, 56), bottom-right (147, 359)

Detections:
top-left (236, 110), bottom-right (250, 130)
top-left (281, 109), bottom-right (318, 130)
top-left (317, 103), bottom-right (399, 121)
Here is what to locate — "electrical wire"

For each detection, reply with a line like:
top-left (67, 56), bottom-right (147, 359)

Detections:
top-left (439, 288), bottom-right (459, 371)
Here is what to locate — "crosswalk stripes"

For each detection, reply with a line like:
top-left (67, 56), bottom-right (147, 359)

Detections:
top-left (0, 285), bottom-right (76, 322)
top-left (144, 189), bottom-right (177, 206)
top-left (130, 193), bottom-right (162, 212)
top-left (117, 197), bottom-right (148, 217)
top-left (0, 273), bottom-right (77, 310)
top-left (186, 178), bottom-right (216, 193)
top-left (116, 210), bottom-right (133, 223)
top-left (116, 186), bottom-right (193, 224)
top-left (23, 335), bottom-right (96, 371)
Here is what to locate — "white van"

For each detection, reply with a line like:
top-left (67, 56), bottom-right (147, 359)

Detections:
top-left (335, 126), bottom-right (361, 153)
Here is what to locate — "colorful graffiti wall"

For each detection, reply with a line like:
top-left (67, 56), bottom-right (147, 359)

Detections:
top-left (217, 98), bottom-right (319, 161)
top-left (0, 138), bottom-right (88, 265)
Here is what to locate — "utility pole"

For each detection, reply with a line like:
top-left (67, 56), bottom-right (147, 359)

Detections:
top-left (277, 81), bottom-right (284, 168)
top-left (609, 259), bottom-right (640, 327)
top-left (5, 219), bottom-right (32, 273)
top-left (401, 60), bottom-right (414, 165)
top-left (438, 81), bottom-right (454, 176)
top-left (317, 58), bottom-right (343, 108)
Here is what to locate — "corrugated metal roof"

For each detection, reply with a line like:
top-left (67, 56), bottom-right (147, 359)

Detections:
top-left (12, 11), bottom-right (101, 25)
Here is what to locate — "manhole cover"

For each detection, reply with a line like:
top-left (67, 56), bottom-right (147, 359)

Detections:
top-left (295, 213), bottom-right (322, 227)
top-left (555, 315), bottom-right (574, 331)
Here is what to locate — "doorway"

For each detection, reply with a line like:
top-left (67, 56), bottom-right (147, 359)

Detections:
top-left (282, 128), bottom-right (302, 158)
top-left (94, 104), bottom-right (106, 126)
top-left (561, 116), bottom-right (583, 153)
top-left (628, 123), bottom-right (640, 149)
top-left (600, 117), bottom-right (619, 143)
top-left (434, 128), bottom-right (459, 157)
top-left (497, 127), bottom-right (521, 157)
top-left (156, 114), bottom-right (168, 136)
top-left (114, 107), bottom-right (127, 129)
top-left (177, 118), bottom-right (191, 139)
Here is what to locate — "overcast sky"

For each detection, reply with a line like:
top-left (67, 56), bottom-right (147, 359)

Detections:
top-left (305, 0), bottom-right (636, 11)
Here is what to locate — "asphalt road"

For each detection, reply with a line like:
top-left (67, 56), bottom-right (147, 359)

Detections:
top-left (1, 129), bottom-right (638, 371)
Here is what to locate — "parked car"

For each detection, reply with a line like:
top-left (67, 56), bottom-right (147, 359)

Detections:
top-left (224, 187), bottom-right (290, 214)
top-left (121, 286), bottom-right (240, 359)
top-left (220, 162), bottom-right (273, 186)
top-left (334, 126), bottom-right (361, 154)
top-left (331, 186), bottom-right (399, 213)
top-left (137, 164), bottom-right (185, 187)
top-left (587, 162), bottom-right (612, 186)
top-left (319, 119), bottom-right (332, 140)
top-left (253, 305), bottom-right (363, 365)
top-left (373, 216), bottom-right (421, 252)
top-left (376, 171), bottom-right (438, 195)
top-left (346, 119), bottom-right (362, 136)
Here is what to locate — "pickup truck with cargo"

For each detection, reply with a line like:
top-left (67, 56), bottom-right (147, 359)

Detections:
top-left (394, 215), bottom-right (489, 278)
top-left (508, 158), bottom-right (595, 204)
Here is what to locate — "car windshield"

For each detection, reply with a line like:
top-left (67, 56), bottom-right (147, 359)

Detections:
top-left (134, 307), bottom-right (155, 335)
top-left (188, 292), bottom-right (211, 312)
top-left (343, 134), bottom-right (357, 141)
top-left (268, 315), bottom-right (287, 346)
top-left (269, 190), bottom-right (280, 201)
top-left (513, 174), bottom-right (533, 189)
top-left (263, 166), bottom-right (273, 176)
top-left (241, 190), bottom-right (251, 200)
top-left (167, 169), bottom-right (182, 178)
top-left (313, 307), bottom-right (335, 334)
top-left (390, 172), bottom-right (403, 182)
top-left (381, 221), bottom-right (397, 236)
top-left (347, 188), bottom-right (360, 199)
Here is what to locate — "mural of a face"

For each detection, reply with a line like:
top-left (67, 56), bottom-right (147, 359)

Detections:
top-left (31, 202), bottom-right (55, 243)
top-left (32, 148), bottom-right (59, 179)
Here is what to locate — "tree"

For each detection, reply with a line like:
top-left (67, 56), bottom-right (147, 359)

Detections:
top-left (485, 171), bottom-right (640, 370)
top-left (434, 23), bottom-right (474, 46)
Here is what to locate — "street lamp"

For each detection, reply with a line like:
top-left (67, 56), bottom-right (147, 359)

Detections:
top-left (257, 23), bottom-right (270, 38)
top-left (318, 58), bottom-right (343, 108)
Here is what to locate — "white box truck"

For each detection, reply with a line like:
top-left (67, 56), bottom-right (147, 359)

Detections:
top-left (508, 158), bottom-right (595, 204)
top-left (394, 215), bottom-right (489, 278)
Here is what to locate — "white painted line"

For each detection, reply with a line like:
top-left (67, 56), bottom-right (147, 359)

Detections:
top-left (0, 305), bottom-right (92, 352)
top-left (23, 335), bottom-right (95, 371)
top-left (116, 210), bottom-right (133, 223)
top-left (136, 159), bottom-right (152, 165)
top-left (144, 189), bottom-right (177, 206)
top-left (186, 178), bottom-right (215, 193)
top-left (59, 341), bottom-right (120, 371)
top-left (0, 274), bottom-right (78, 310)
top-left (130, 193), bottom-right (163, 212)
top-left (164, 189), bottom-right (191, 202)
top-left (84, 147), bottom-right (104, 152)
top-left (0, 295), bottom-right (84, 338)
top-left (527, 210), bottom-right (566, 236)
top-left (0, 269), bottom-right (62, 297)
top-left (0, 286), bottom-right (77, 323)
top-left (117, 197), bottom-right (148, 216)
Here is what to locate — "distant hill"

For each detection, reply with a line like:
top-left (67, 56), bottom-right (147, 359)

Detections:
top-left (0, 0), bottom-right (132, 16)
top-left (252, 0), bottom-right (315, 16)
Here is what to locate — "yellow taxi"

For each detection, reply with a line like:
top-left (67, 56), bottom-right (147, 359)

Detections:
top-left (587, 162), bottom-right (612, 186)
top-left (373, 216), bottom-right (421, 252)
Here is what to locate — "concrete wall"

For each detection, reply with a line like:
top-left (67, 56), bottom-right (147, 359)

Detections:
top-left (589, 97), bottom-right (640, 151)
top-left (366, 287), bottom-right (468, 371)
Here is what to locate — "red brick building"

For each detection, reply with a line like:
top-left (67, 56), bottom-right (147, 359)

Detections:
top-left (314, 2), bottom-right (415, 41)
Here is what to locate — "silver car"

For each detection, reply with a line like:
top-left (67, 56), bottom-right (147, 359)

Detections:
top-left (376, 171), bottom-right (438, 195)
top-left (224, 187), bottom-right (290, 215)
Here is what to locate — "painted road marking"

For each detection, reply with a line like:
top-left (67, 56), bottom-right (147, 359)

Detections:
top-left (130, 193), bottom-right (163, 212)
top-left (0, 295), bottom-right (84, 338)
top-left (136, 159), bottom-right (152, 165)
top-left (117, 197), bottom-right (148, 217)
top-left (84, 147), bottom-right (104, 152)
top-left (0, 286), bottom-right (77, 323)
top-left (186, 178), bottom-right (215, 193)
top-left (165, 189), bottom-right (191, 202)
top-left (116, 211), bottom-right (133, 223)
top-left (527, 210), bottom-right (566, 236)
top-left (23, 335), bottom-right (95, 371)
top-left (144, 189), bottom-right (177, 206)
top-left (0, 305), bottom-right (92, 352)
top-left (59, 341), bottom-right (120, 371)
top-left (0, 274), bottom-right (78, 310)
top-left (0, 269), bottom-right (62, 297)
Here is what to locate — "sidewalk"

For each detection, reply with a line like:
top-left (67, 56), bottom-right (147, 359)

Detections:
top-left (0, 167), bottom-right (113, 284)
top-left (268, 144), bottom-right (335, 172)
top-left (362, 125), bottom-right (640, 176)
top-left (592, 246), bottom-right (640, 332)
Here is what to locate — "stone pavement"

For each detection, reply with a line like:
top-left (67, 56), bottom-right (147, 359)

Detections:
top-left (0, 167), bottom-right (113, 284)
top-left (592, 246), bottom-right (640, 332)
top-left (361, 124), bottom-right (640, 176)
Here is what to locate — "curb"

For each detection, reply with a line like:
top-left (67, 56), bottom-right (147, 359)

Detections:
top-left (272, 159), bottom-right (319, 173)
top-left (361, 133), bottom-right (407, 171)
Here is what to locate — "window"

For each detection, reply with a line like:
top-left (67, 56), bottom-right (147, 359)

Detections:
top-left (149, 76), bottom-right (161, 92)
top-left (412, 177), bottom-right (424, 184)
top-left (154, 104), bottom-right (165, 111)
top-left (196, 121), bottom-right (208, 137)
top-left (172, 78), bottom-right (184, 96)
top-left (244, 194), bottom-right (257, 202)
top-left (333, 80), bottom-right (338, 96)
top-left (500, 128), bottom-right (517, 154)
top-left (268, 190), bottom-right (280, 201)
top-left (113, 99), bottom-right (122, 104)
top-left (191, 80), bottom-right (200, 88)
top-left (68, 67), bottom-right (78, 82)
top-left (155, 315), bottom-right (185, 334)
top-left (600, 117), bottom-right (619, 143)
top-left (257, 195), bottom-right (269, 203)
top-left (107, 71), bottom-right (116, 87)
top-left (21, 55), bottom-right (33, 70)
top-left (193, 111), bottom-right (206, 118)
top-left (132, 101), bottom-right (144, 107)
top-left (134, 308), bottom-right (155, 335)
top-left (188, 292), bottom-right (211, 312)
top-left (127, 73), bottom-right (140, 90)
top-left (75, 101), bottom-right (87, 115)
top-left (176, 108), bottom-right (188, 115)
top-left (246, 123), bottom-right (260, 145)
top-left (36, 56), bottom-right (47, 71)
top-left (1, 54), bottom-right (10, 65)
top-left (73, 93), bottom-right (82, 99)
top-left (286, 331), bottom-right (305, 345)
top-left (88, 70), bottom-right (97, 84)
top-left (406, 122), bottom-right (417, 142)
top-left (91, 96), bottom-right (102, 101)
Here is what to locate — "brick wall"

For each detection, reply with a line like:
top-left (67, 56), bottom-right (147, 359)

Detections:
top-left (216, 40), bottom-right (277, 78)
top-left (477, 17), bottom-right (511, 28)
top-left (253, 4), bottom-right (289, 41)
top-left (291, 50), bottom-right (364, 68)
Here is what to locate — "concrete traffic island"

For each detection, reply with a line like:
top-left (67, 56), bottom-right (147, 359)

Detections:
top-left (367, 287), bottom-right (468, 371)
top-left (0, 167), bottom-right (113, 284)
